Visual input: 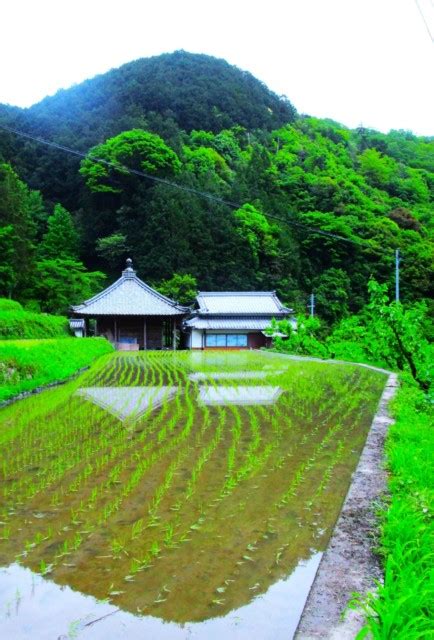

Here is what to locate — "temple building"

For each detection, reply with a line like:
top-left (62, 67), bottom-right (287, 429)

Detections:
top-left (71, 259), bottom-right (188, 350)
top-left (184, 291), bottom-right (294, 350)
top-left (71, 259), bottom-right (295, 350)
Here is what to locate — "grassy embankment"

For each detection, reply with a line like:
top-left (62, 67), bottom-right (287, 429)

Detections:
top-left (354, 378), bottom-right (433, 639)
top-left (0, 338), bottom-right (114, 403)
top-left (0, 298), bottom-right (70, 340)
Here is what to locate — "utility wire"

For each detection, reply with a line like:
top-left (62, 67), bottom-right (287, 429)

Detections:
top-left (414, 0), bottom-right (434, 42)
top-left (0, 122), bottom-right (387, 255)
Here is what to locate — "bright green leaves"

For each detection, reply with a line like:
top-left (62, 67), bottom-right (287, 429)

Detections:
top-left (155, 273), bottom-right (197, 306)
top-left (40, 204), bottom-right (80, 260)
top-left (80, 129), bottom-right (181, 193)
top-left (267, 315), bottom-right (328, 359)
top-left (31, 258), bottom-right (105, 314)
top-left (0, 163), bottom-right (37, 298)
top-left (95, 232), bottom-right (128, 270)
top-left (233, 203), bottom-right (279, 264)
top-left (182, 145), bottom-right (231, 182)
top-left (359, 148), bottom-right (399, 188)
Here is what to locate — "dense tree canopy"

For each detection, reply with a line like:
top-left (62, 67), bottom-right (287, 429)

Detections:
top-left (40, 204), bottom-right (80, 259)
top-left (80, 130), bottom-right (181, 193)
top-left (0, 52), bottom-right (432, 323)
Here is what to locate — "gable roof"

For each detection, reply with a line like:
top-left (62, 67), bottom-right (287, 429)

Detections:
top-left (72, 259), bottom-right (189, 316)
top-left (195, 291), bottom-right (292, 316)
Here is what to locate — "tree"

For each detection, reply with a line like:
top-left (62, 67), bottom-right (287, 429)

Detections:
top-left (328, 280), bottom-right (432, 391)
top-left (312, 268), bottom-right (351, 325)
top-left (0, 163), bottom-right (36, 297)
top-left (27, 189), bottom-right (49, 240)
top-left (31, 258), bottom-right (105, 314)
top-left (233, 203), bottom-right (280, 284)
top-left (155, 273), bottom-right (197, 305)
top-left (359, 148), bottom-right (397, 188)
top-left (363, 280), bottom-right (431, 391)
top-left (96, 232), bottom-right (128, 270)
top-left (79, 129), bottom-right (181, 193)
top-left (182, 145), bottom-right (231, 183)
top-left (267, 315), bottom-right (328, 359)
top-left (0, 225), bottom-right (17, 297)
top-left (40, 204), bottom-right (80, 260)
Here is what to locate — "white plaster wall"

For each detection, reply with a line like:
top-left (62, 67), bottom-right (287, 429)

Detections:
top-left (191, 329), bottom-right (203, 348)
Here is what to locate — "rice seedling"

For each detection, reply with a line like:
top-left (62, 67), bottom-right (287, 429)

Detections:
top-left (0, 351), bottom-right (387, 626)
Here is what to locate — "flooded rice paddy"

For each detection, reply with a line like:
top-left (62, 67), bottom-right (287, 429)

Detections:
top-left (0, 351), bottom-right (387, 639)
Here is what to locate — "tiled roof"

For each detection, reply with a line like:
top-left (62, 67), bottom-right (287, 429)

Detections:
top-left (185, 316), bottom-right (276, 330)
top-left (196, 291), bottom-right (292, 315)
top-left (72, 260), bottom-right (189, 316)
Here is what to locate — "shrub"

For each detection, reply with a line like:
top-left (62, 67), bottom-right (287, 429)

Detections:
top-left (0, 309), bottom-right (70, 339)
top-left (0, 298), bottom-right (23, 312)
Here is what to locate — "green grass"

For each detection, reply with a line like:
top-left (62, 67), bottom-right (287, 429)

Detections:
top-left (0, 305), bottom-right (71, 340)
top-left (0, 338), bottom-right (114, 402)
top-left (353, 379), bottom-right (434, 639)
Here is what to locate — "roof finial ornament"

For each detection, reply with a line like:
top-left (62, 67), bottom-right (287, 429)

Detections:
top-left (122, 257), bottom-right (136, 278)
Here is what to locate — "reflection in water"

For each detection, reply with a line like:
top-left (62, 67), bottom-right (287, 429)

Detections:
top-left (76, 386), bottom-right (178, 421)
top-left (189, 371), bottom-right (285, 381)
top-left (0, 352), bottom-right (387, 638)
top-left (198, 385), bottom-right (283, 405)
top-left (0, 554), bottom-right (321, 640)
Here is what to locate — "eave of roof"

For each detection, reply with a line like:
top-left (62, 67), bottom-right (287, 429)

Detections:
top-left (71, 264), bottom-right (189, 316)
top-left (184, 316), bottom-right (292, 330)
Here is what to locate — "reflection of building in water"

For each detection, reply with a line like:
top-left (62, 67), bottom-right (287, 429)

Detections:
top-left (76, 386), bottom-right (178, 421)
top-left (198, 386), bottom-right (283, 406)
top-left (189, 371), bottom-right (285, 381)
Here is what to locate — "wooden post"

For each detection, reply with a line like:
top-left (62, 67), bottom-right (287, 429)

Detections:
top-left (172, 319), bottom-right (176, 351)
top-left (95, 318), bottom-right (98, 337)
top-left (143, 318), bottom-right (147, 350)
top-left (114, 318), bottom-right (117, 347)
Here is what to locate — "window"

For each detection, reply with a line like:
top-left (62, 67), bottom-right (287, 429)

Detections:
top-left (205, 334), bottom-right (217, 347)
top-left (205, 333), bottom-right (248, 347)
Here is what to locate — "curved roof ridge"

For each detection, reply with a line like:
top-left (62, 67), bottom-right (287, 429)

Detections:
top-left (73, 274), bottom-right (124, 309)
top-left (134, 276), bottom-right (189, 310)
top-left (72, 267), bottom-right (189, 315)
top-left (197, 291), bottom-right (276, 296)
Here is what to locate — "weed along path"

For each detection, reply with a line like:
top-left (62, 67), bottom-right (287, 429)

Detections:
top-left (0, 351), bottom-right (387, 639)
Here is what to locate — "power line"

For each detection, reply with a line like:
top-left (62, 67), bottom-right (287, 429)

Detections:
top-left (414, 0), bottom-right (434, 42)
top-left (0, 122), bottom-right (386, 255)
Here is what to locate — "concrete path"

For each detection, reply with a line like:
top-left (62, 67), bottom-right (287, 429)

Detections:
top-left (262, 351), bottom-right (399, 638)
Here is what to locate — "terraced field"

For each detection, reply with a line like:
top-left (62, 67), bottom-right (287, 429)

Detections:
top-left (0, 351), bottom-right (387, 637)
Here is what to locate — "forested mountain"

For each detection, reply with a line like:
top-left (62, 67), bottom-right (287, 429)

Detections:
top-left (0, 51), bottom-right (432, 320)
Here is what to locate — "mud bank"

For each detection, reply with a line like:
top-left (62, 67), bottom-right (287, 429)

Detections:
top-left (295, 373), bottom-right (399, 639)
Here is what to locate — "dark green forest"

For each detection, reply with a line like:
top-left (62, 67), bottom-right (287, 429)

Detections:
top-left (0, 51), bottom-right (432, 320)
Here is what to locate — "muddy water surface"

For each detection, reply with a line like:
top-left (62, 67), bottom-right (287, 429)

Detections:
top-left (0, 351), bottom-right (386, 639)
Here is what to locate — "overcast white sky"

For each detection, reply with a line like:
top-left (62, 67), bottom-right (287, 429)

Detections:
top-left (1, 0), bottom-right (433, 135)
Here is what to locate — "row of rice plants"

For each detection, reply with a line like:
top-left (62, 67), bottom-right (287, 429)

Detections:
top-left (1, 356), bottom-right (183, 564)
top-left (182, 369), bottom-right (386, 615)
top-left (0, 352), bottom-right (387, 622)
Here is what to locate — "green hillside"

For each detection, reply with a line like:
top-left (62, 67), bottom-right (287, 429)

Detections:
top-left (0, 51), bottom-right (432, 319)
